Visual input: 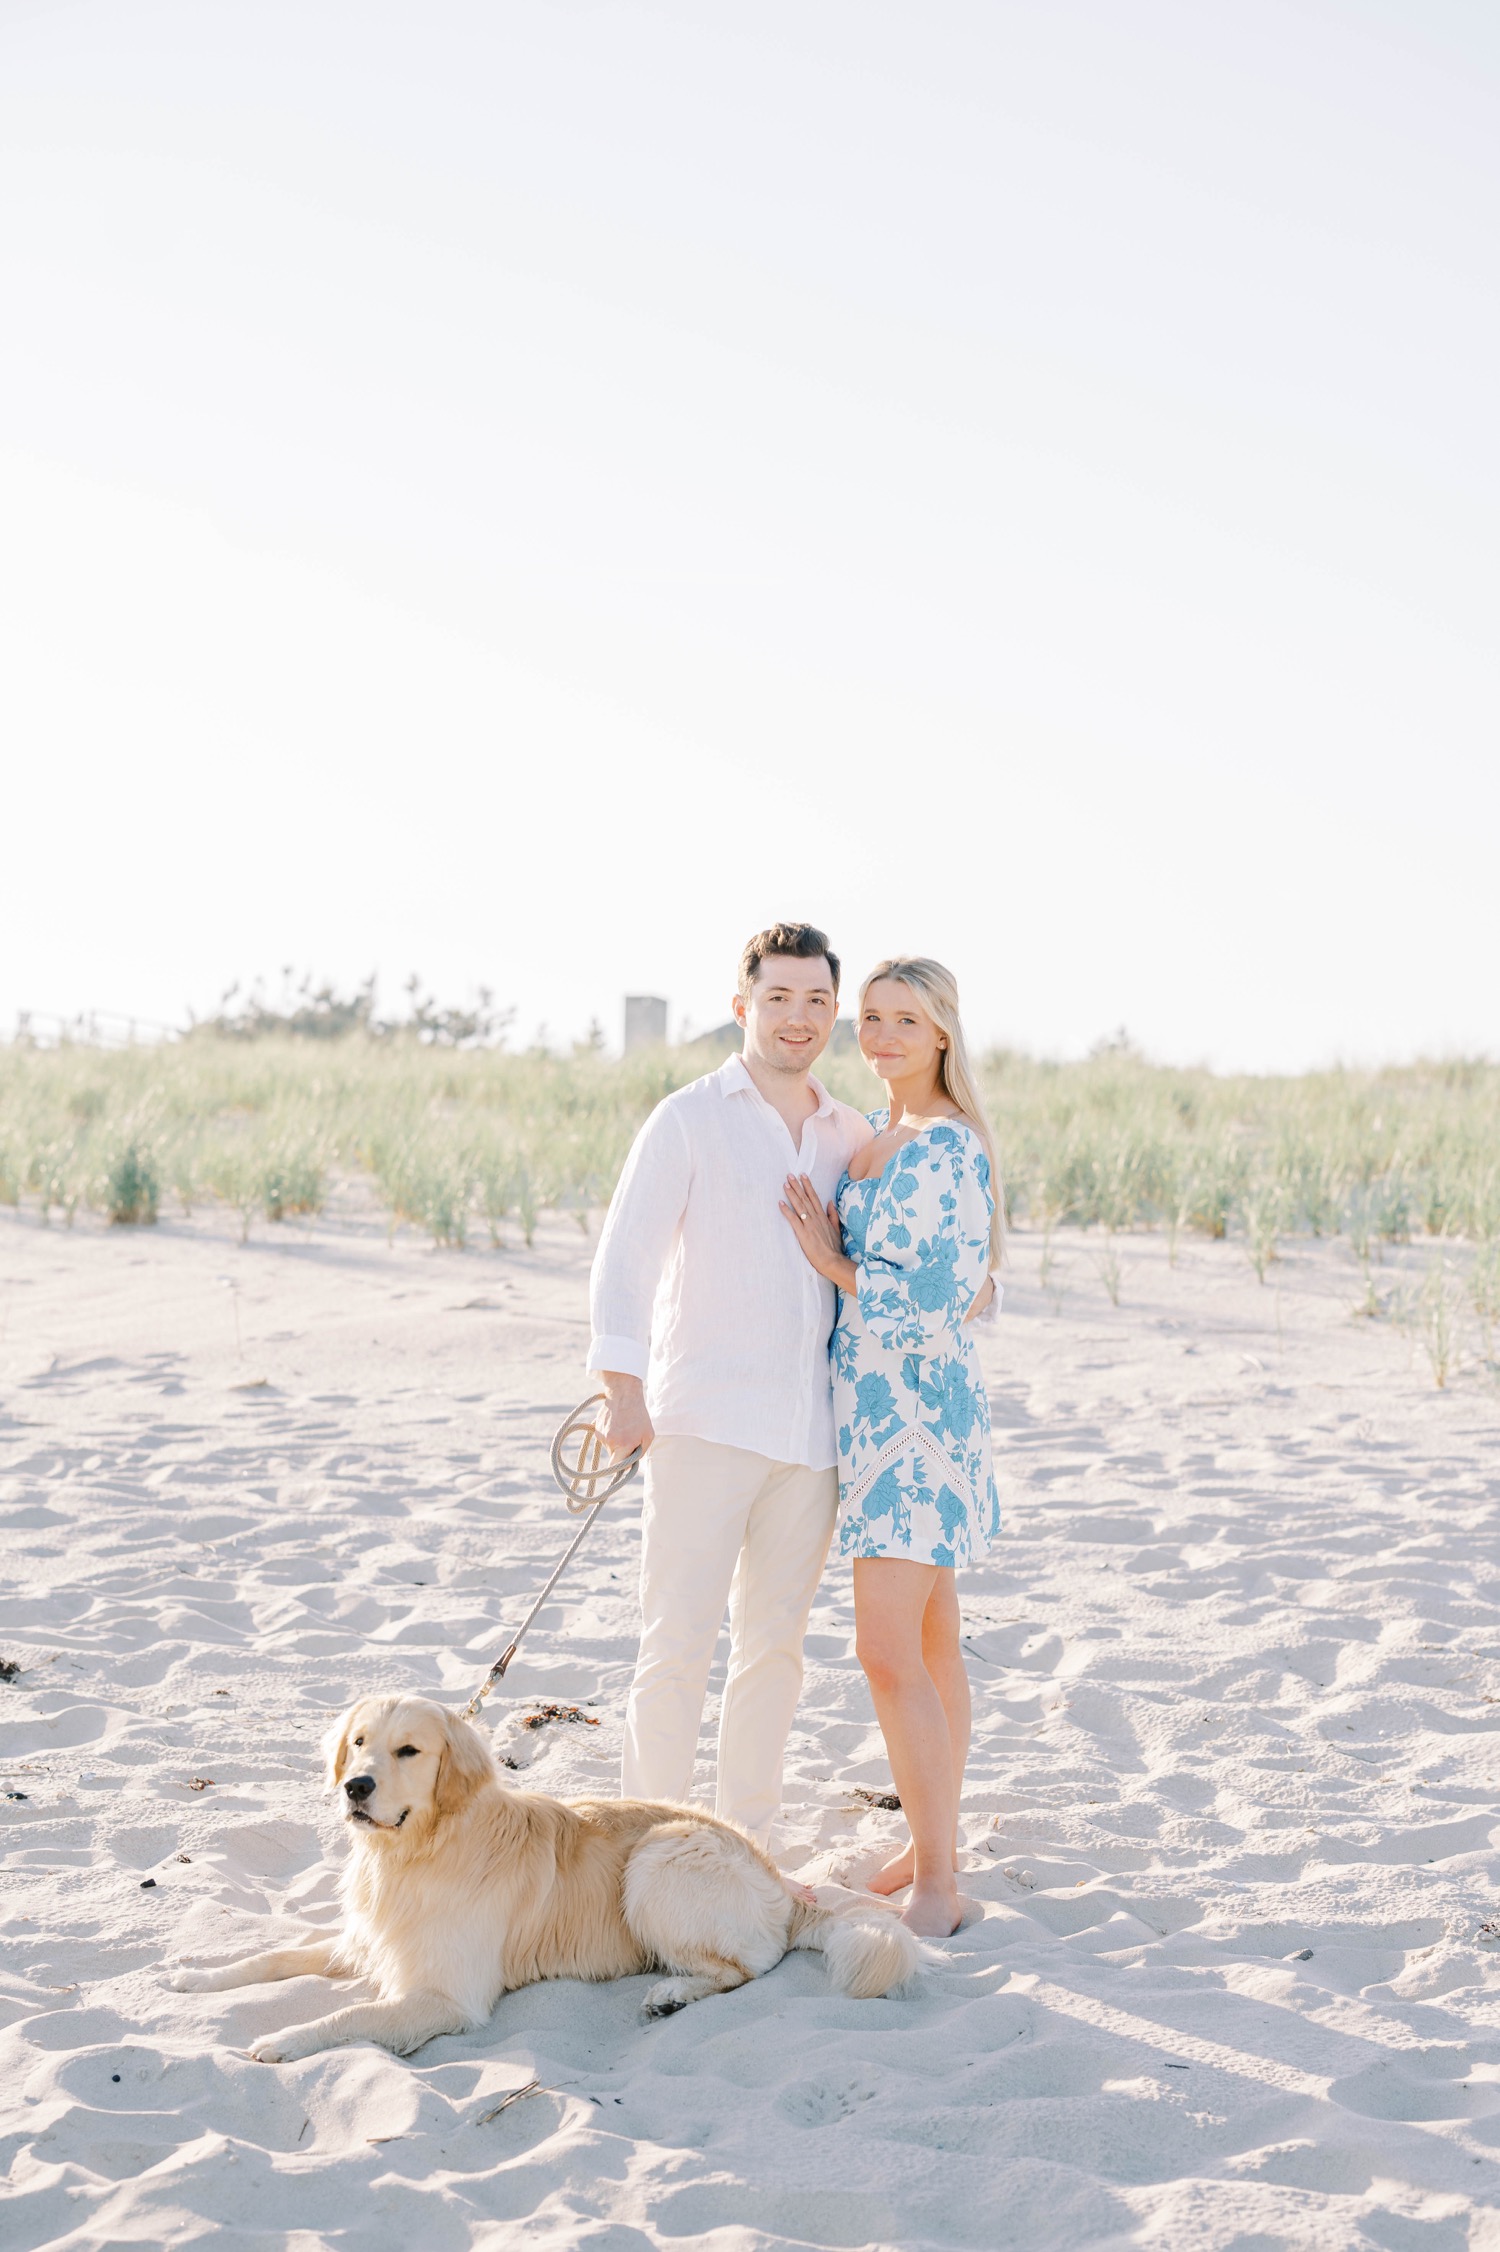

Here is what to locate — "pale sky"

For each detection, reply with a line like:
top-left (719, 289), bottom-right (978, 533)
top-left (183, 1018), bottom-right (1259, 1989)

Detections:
top-left (2, 0), bottom-right (1496, 1070)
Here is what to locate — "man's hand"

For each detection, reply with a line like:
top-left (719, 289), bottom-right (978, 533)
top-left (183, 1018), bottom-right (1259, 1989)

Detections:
top-left (596, 1372), bottom-right (655, 1459)
top-left (963, 1274), bottom-right (997, 1325)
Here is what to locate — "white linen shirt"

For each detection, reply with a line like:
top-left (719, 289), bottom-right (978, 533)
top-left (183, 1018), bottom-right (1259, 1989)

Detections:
top-left (587, 1054), bottom-right (874, 1469)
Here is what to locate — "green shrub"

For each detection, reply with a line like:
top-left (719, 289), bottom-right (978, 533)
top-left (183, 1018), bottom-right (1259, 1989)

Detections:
top-left (104, 1140), bottom-right (159, 1225)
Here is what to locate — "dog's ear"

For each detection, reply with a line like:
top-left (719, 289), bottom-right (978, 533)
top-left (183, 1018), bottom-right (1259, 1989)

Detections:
top-left (323, 1706), bottom-right (358, 1790)
top-left (433, 1708), bottom-right (497, 1821)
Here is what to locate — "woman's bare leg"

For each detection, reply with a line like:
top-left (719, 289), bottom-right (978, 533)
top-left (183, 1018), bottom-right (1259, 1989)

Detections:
top-left (852, 1558), bottom-right (963, 1937)
top-left (866, 1570), bottom-right (970, 1895)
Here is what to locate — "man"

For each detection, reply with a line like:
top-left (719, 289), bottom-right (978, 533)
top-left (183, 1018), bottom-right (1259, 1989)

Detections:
top-left (588, 921), bottom-right (872, 1847)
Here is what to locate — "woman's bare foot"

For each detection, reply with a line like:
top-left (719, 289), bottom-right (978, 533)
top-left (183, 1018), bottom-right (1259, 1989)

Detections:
top-left (867, 1842), bottom-right (963, 1898)
top-left (866, 1844), bottom-right (917, 1895)
top-left (901, 1881), bottom-right (964, 1938)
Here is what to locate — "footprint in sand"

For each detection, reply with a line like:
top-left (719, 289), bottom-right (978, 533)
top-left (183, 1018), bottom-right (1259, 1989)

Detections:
top-left (776, 2072), bottom-right (879, 2127)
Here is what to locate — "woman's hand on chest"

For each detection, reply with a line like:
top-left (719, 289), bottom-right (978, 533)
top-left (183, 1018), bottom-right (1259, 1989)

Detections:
top-left (780, 1172), bottom-right (857, 1292)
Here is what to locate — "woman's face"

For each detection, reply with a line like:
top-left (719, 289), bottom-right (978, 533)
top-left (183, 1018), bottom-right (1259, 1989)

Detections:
top-left (859, 979), bottom-right (944, 1086)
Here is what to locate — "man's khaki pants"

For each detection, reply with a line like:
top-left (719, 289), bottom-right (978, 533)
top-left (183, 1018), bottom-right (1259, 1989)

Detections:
top-left (621, 1434), bottom-right (838, 1846)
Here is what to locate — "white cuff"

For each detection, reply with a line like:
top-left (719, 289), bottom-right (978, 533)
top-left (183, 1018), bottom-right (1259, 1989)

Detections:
top-left (975, 1278), bottom-right (1003, 1326)
top-left (587, 1333), bottom-right (650, 1381)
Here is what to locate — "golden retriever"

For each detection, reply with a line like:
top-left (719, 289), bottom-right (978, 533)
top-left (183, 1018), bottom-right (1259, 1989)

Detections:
top-left (168, 1694), bottom-right (918, 2061)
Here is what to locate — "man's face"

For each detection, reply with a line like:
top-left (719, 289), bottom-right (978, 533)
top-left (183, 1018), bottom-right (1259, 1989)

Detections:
top-left (733, 954), bottom-right (838, 1077)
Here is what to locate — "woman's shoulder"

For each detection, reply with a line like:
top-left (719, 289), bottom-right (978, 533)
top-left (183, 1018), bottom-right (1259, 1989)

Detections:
top-left (908, 1114), bottom-right (982, 1158)
top-left (865, 1106), bottom-right (890, 1130)
top-left (869, 1114), bottom-right (984, 1198)
top-left (907, 1117), bottom-right (991, 1192)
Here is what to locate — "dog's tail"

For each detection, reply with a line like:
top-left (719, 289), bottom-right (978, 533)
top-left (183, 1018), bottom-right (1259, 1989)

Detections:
top-left (786, 1892), bottom-right (920, 1998)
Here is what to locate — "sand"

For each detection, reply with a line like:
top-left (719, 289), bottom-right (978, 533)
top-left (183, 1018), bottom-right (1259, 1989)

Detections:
top-left (3, 1191), bottom-right (1500, 2252)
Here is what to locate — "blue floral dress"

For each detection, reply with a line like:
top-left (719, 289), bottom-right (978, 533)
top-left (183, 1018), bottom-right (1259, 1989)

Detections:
top-left (832, 1116), bottom-right (1000, 1568)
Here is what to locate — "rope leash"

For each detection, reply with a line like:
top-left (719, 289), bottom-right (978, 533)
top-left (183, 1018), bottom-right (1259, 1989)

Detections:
top-left (460, 1395), bottom-right (643, 1721)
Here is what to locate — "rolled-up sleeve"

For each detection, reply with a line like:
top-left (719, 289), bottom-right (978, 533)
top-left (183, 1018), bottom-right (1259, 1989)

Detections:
top-left (587, 1102), bottom-right (692, 1379)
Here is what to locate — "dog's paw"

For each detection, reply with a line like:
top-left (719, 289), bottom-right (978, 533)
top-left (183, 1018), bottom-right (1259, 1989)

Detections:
top-left (167, 1966), bottom-right (219, 1993)
top-left (247, 2017), bottom-right (331, 2064)
top-left (641, 1978), bottom-right (694, 2019)
top-left (247, 2030), bottom-right (317, 2065)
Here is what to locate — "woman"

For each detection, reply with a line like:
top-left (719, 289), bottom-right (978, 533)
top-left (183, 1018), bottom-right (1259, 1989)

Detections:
top-left (781, 957), bottom-right (1001, 1938)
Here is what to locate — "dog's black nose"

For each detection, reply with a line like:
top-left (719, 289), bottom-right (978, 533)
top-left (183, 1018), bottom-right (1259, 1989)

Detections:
top-left (344, 1774), bottom-right (376, 1803)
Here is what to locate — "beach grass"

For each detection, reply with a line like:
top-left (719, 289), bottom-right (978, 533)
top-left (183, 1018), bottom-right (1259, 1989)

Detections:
top-left (2, 1041), bottom-right (1497, 1307)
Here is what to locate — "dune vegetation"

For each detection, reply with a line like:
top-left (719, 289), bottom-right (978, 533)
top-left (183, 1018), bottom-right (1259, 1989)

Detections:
top-left (3, 1025), bottom-right (1497, 1387)
top-left (1, 1031), bottom-right (1494, 1274)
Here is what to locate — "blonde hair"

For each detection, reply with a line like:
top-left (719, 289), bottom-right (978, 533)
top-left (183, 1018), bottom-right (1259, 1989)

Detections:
top-left (859, 957), bottom-right (1005, 1264)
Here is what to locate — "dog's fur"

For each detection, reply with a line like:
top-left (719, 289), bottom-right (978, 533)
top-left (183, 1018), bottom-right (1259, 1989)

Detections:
top-left (168, 1694), bottom-right (918, 2062)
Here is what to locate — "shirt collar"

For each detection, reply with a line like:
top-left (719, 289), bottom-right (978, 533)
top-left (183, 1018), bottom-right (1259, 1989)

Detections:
top-left (717, 1052), bottom-right (835, 1117)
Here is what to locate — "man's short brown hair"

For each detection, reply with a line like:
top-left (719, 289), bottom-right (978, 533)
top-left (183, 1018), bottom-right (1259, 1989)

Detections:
top-left (737, 921), bottom-right (841, 998)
